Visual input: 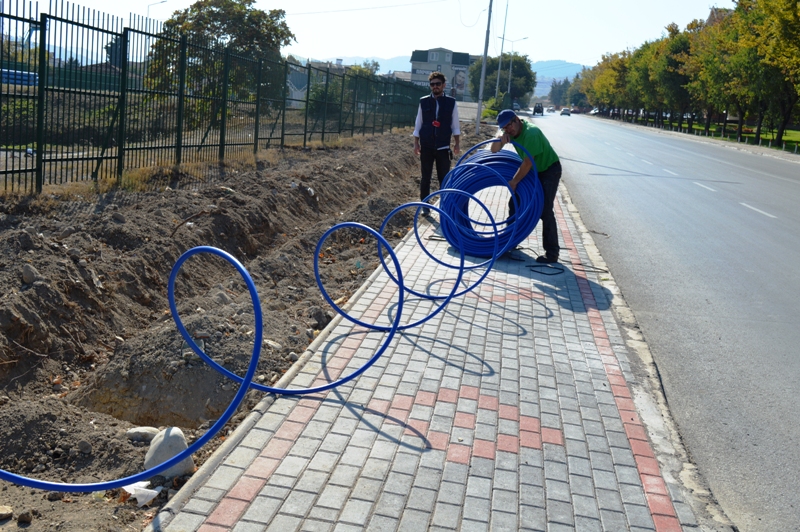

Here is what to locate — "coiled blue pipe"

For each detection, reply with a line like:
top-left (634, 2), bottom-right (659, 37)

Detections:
top-left (0, 247), bottom-right (261, 492)
top-left (0, 138), bottom-right (542, 493)
top-left (439, 139), bottom-right (544, 257)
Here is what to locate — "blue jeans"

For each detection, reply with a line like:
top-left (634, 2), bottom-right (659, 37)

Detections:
top-left (508, 160), bottom-right (562, 259)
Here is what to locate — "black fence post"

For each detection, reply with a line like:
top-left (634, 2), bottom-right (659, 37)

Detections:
top-left (352, 75), bottom-right (358, 135)
top-left (303, 62), bottom-right (311, 148)
top-left (380, 80), bottom-right (387, 134)
top-left (322, 67), bottom-right (330, 144)
top-left (281, 60), bottom-right (288, 148)
top-left (175, 34), bottom-right (187, 166)
top-left (219, 48), bottom-right (230, 161)
top-left (116, 27), bottom-right (129, 180)
top-left (254, 59), bottom-right (262, 155)
top-left (34, 13), bottom-right (48, 194)
top-left (338, 73), bottom-right (345, 136)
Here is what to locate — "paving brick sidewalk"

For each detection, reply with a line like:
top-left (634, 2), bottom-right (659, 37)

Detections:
top-left (148, 185), bottom-right (697, 532)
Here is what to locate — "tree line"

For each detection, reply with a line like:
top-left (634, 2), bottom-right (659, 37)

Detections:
top-left (552, 0), bottom-right (800, 144)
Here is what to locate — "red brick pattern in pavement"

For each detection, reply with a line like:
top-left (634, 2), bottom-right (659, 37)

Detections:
top-left (556, 200), bottom-right (682, 532)
top-left (179, 190), bottom-right (691, 532)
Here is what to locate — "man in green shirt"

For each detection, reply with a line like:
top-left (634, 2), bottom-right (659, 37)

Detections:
top-left (491, 109), bottom-right (563, 263)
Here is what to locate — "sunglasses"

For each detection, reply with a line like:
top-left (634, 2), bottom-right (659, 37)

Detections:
top-left (430, 81), bottom-right (443, 87)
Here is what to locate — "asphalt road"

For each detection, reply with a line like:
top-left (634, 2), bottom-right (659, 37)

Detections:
top-left (533, 113), bottom-right (800, 531)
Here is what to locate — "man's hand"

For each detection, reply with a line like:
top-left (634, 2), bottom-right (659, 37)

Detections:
top-left (414, 139), bottom-right (421, 156)
top-left (453, 142), bottom-right (460, 155)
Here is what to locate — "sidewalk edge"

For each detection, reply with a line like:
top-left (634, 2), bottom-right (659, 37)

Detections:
top-left (557, 180), bottom-right (736, 531)
top-left (145, 219), bottom-right (425, 532)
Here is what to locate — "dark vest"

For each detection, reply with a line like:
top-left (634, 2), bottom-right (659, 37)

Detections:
top-left (418, 94), bottom-right (455, 150)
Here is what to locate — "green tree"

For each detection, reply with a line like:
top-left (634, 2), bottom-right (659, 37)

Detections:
top-left (627, 41), bottom-right (663, 124)
top-left (566, 72), bottom-right (589, 109)
top-left (360, 59), bottom-right (380, 75)
top-left (756, 0), bottom-right (800, 93)
top-left (468, 54), bottom-right (536, 103)
top-left (105, 35), bottom-right (123, 68)
top-left (308, 73), bottom-right (343, 121)
top-left (683, 19), bottom-right (726, 133)
top-left (588, 52), bottom-right (631, 116)
top-left (505, 52), bottom-right (536, 103)
top-left (162, 0), bottom-right (294, 57)
top-left (651, 24), bottom-right (692, 131)
top-left (146, 0), bottom-right (295, 130)
top-left (549, 77), bottom-right (571, 107)
top-left (742, 0), bottom-right (800, 143)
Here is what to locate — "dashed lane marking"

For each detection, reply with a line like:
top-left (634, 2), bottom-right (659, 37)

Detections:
top-left (740, 202), bottom-right (777, 218)
top-left (693, 182), bottom-right (716, 192)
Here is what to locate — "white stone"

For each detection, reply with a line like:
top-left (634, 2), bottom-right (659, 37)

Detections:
top-left (126, 426), bottom-right (160, 442)
top-left (22, 264), bottom-right (39, 284)
top-left (144, 427), bottom-right (195, 478)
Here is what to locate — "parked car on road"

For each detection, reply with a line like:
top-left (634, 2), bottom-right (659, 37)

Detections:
top-left (547, 106), bottom-right (555, 113)
top-left (560, 108), bottom-right (571, 116)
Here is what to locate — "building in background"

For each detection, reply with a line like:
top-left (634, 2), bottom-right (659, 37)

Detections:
top-left (410, 48), bottom-right (475, 102)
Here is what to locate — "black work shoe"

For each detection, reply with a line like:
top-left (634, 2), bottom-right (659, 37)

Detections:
top-left (535, 255), bottom-right (559, 264)
top-left (421, 207), bottom-right (431, 217)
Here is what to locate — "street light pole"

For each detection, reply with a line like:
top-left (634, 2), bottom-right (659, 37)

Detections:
top-left (506, 36), bottom-right (527, 98)
top-left (475, 0), bottom-right (494, 134)
top-left (147, 0), bottom-right (166, 19)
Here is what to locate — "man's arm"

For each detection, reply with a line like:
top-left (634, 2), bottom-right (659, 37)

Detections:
top-left (490, 132), bottom-right (509, 153)
top-left (508, 156), bottom-right (533, 192)
top-left (413, 105), bottom-right (423, 156)
top-left (451, 103), bottom-right (461, 154)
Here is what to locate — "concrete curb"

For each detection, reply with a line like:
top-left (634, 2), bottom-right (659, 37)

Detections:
top-left (145, 216), bottom-right (428, 532)
top-left (557, 179), bottom-right (735, 531)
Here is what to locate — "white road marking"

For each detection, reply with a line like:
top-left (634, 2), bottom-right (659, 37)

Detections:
top-left (627, 152), bottom-right (636, 157)
top-left (663, 169), bottom-right (678, 176)
top-left (693, 182), bottom-right (716, 192)
top-left (740, 203), bottom-right (777, 218)
top-left (641, 159), bottom-right (653, 165)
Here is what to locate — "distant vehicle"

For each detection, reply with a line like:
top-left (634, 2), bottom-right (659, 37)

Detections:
top-left (512, 102), bottom-right (521, 111)
top-left (589, 108), bottom-right (600, 115)
top-left (560, 108), bottom-right (571, 116)
top-left (533, 103), bottom-right (544, 115)
top-left (547, 106), bottom-right (555, 113)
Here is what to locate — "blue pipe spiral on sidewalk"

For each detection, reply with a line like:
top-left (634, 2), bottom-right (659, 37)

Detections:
top-left (1, 139), bottom-right (541, 492)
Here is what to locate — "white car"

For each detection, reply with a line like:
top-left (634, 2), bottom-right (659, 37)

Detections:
top-left (560, 108), bottom-right (571, 116)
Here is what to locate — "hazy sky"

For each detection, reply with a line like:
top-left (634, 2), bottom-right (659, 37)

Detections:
top-left (29, 0), bottom-right (736, 67)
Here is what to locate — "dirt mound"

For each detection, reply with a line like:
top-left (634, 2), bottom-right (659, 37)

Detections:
top-left (0, 127), bottom-right (493, 530)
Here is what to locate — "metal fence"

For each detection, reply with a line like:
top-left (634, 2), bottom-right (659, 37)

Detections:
top-left (1, 0), bottom-right (425, 194)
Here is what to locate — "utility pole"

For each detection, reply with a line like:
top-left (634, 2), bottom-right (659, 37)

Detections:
top-left (494, 0), bottom-right (508, 100)
top-left (475, 0), bottom-right (494, 134)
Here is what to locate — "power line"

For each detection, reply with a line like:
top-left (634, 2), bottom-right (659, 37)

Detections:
top-left (288, 0), bottom-right (446, 16)
top-left (457, 0), bottom-right (486, 28)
